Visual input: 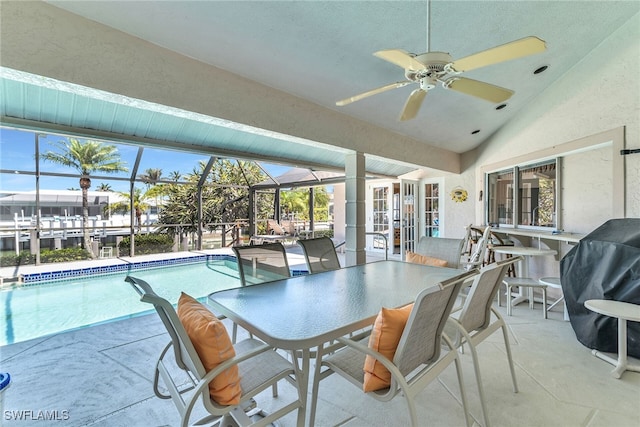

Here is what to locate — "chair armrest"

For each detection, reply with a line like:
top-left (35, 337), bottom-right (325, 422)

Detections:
top-left (191, 341), bottom-right (275, 399)
top-left (334, 336), bottom-right (411, 392)
top-left (154, 341), bottom-right (181, 399)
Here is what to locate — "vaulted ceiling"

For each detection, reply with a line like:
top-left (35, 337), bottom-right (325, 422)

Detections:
top-left (1, 1), bottom-right (639, 177)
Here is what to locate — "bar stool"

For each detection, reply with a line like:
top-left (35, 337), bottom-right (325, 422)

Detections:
top-left (487, 231), bottom-right (516, 276)
top-left (494, 246), bottom-right (556, 317)
top-left (539, 277), bottom-right (569, 321)
top-left (503, 277), bottom-right (548, 318)
top-left (584, 299), bottom-right (640, 379)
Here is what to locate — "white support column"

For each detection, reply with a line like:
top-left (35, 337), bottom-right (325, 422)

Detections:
top-left (345, 152), bottom-right (366, 266)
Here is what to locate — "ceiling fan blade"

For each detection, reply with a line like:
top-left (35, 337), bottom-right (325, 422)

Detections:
top-left (336, 81), bottom-right (411, 106)
top-left (450, 36), bottom-right (546, 72)
top-left (446, 77), bottom-right (514, 103)
top-left (399, 89), bottom-right (427, 121)
top-left (374, 49), bottom-right (426, 71)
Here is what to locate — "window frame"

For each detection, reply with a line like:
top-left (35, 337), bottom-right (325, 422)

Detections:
top-left (485, 157), bottom-right (561, 230)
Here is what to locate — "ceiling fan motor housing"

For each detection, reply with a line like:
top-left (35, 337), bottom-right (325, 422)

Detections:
top-left (405, 51), bottom-right (453, 90)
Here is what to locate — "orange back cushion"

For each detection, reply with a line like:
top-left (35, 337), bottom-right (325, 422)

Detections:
top-left (406, 250), bottom-right (448, 267)
top-left (363, 303), bottom-right (414, 392)
top-left (177, 293), bottom-right (242, 405)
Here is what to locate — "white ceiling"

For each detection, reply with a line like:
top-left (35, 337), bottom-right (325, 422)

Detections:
top-left (44, 0), bottom-right (639, 154)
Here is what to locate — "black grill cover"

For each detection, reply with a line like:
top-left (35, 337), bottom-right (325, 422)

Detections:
top-left (560, 218), bottom-right (640, 358)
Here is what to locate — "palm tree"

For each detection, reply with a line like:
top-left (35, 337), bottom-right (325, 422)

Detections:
top-left (280, 189), bottom-right (308, 219)
top-left (138, 167), bottom-right (164, 216)
top-left (108, 187), bottom-right (153, 231)
top-left (138, 168), bottom-right (163, 187)
top-left (41, 138), bottom-right (128, 258)
top-left (169, 170), bottom-right (181, 182)
top-left (96, 182), bottom-right (112, 191)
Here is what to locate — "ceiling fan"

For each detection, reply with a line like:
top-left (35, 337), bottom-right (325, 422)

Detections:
top-left (336, 3), bottom-right (547, 121)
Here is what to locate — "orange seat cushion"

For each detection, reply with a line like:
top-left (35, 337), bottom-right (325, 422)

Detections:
top-left (177, 293), bottom-right (242, 406)
top-left (363, 303), bottom-right (414, 392)
top-left (406, 251), bottom-right (448, 267)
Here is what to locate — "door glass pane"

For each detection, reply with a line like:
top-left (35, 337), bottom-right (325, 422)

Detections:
top-left (402, 181), bottom-right (416, 253)
top-left (424, 183), bottom-right (439, 237)
top-left (372, 186), bottom-right (388, 249)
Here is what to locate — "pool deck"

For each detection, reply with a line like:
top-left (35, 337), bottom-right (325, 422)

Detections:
top-left (2, 248), bottom-right (638, 426)
top-left (1, 285), bottom-right (639, 427)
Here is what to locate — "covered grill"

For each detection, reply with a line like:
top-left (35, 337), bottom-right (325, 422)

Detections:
top-left (560, 218), bottom-right (640, 358)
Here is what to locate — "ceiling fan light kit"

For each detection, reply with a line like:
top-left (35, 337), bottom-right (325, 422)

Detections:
top-left (336, 1), bottom-right (548, 122)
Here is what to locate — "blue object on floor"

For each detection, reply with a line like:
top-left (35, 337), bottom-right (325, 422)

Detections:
top-left (0, 372), bottom-right (10, 391)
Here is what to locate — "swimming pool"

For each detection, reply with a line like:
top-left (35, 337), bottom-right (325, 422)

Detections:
top-left (0, 259), bottom-right (243, 346)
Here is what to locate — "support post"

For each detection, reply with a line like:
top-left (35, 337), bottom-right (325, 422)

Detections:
top-left (345, 152), bottom-right (366, 266)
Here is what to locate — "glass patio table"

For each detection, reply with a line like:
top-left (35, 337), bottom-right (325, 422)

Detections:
top-left (207, 260), bottom-right (469, 426)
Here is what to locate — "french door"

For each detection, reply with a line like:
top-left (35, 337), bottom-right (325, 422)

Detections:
top-left (371, 185), bottom-right (390, 251)
top-left (400, 179), bottom-right (419, 258)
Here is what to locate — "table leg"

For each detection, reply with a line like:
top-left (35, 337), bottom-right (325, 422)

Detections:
top-left (297, 348), bottom-right (310, 427)
top-left (613, 317), bottom-right (628, 378)
top-left (510, 256), bottom-right (530, 307)
top-left (308, 344), bottom-right (324, 427)
top-left (590, 318), bottom-right (640, 378)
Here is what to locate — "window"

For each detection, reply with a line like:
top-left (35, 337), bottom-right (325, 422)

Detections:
top-left (487, 159), bottom-right (557, 228)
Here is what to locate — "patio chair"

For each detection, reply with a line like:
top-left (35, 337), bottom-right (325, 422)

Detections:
top-left (486, 231), bottom-right (517, 278)
top-left (460, 226), bottom-right (491, 271)
top-left (124, 276), bottom-right (302, 427)
top-left (232, 242), bottom-right (291, 287)
top-left (415, 236), bottom-right (465, 268)
top-left (232, 243), bottom-right (291, 342)
top-left (445, 256), bottom-right (522, 427)
top-left (309, 269), bottom-right (477, 427)
top-left (465, 226), bottom-right (485, 258)
top-left (461, 224), bottom-right (473, 257)
top-left (297, 236), bottom-right (341, 273)
top-left (267, 219), bottom-right (289, 236)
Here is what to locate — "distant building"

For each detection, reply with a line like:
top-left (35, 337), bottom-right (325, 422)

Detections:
top-left (0, 189), bottom-right (116, 223)
top-left (0, 190), bottom-right (147, 252)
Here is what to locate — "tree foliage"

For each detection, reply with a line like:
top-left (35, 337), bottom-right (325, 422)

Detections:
top-left (157, 159), bottom-right (270, 233)
top-left (108, 187), bottom-right (154, 215)
top-left (280, 187), bottom-right (330, 221)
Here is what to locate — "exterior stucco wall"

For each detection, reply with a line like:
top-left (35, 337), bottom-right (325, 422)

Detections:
top-left (469, 12), bottom-right (639, 233)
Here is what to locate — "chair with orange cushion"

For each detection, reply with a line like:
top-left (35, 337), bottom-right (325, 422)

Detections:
top-left (308, 269), bottom-right (477, 427)
top-left (125, 276), bottom-right (302, 427)
top-left (415, 236), bottom-right (465, 268)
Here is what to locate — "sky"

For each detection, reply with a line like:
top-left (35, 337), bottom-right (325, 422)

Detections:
top-left (0, 127), bottom-right (293, 193)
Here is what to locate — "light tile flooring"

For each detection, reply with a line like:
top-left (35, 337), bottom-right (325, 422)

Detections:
top-left (1, 251), bottom-right (639, 427)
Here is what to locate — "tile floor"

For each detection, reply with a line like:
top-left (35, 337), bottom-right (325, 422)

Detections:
top-left (1, 250), bottom-right (639, 427)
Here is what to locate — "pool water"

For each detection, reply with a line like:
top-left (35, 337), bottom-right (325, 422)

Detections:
top-left (0, 260), bottom-right (241, 346)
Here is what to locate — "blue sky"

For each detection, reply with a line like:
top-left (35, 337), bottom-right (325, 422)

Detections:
top-left (0, 127), bottom-right (293, 193)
